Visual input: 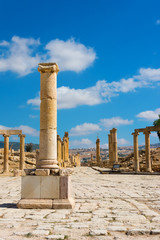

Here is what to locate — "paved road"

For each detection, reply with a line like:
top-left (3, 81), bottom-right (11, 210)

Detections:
top-left (0, 167), bottom-right (160, 239)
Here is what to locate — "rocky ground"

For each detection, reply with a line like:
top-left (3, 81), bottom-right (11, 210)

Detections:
top-left (119, 148), bottom-right (160, 172)
top-left (0, 152), bottom-right (36, 175)
top-left (0, 167), bottom-right (160, 240)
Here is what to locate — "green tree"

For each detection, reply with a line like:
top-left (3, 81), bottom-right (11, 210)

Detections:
top-left (153, 114), bottom-right (160, 141)
top-left (25, 143), bottom-right (33, 152)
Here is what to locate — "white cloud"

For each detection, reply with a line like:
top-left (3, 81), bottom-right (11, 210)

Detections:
top-left (70, 138), bottom-right (94, 148)
top-left (101, 143), bottom-right (108, 149)
top-left (99, 117), bottom-right (133, 128)
top-left (0, 125), bottom-right (39, 136)
top-left (0, 36), bottom-right (96, 76)
top-left (137, 68), bottom-right (160, 82)
top-left (11, 136), bottom-right (18, 141)
top-left (117, 138), bottom-right (129, 146)
top-left (0, 36), bottom-right (40, 76)
top-left (45, 38), bottom-right (96, 72)
top-left (136, 108), bottom-right (160, 121)
top-left (70, 123), bottom-right (101, 136)
top-left (156, 19), bottom-right (160, 25)
top-left (151, 132), bottom-right (158, 138)
top-left (0, 40), bottom-right (9, 46)
top-left (29, 114), bottom-right (38, 119)
top-left (27, 65), bottom-right (160, 110)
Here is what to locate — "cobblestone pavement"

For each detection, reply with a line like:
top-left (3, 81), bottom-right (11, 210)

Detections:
top-left (0, 167), bottom-right (160, 240)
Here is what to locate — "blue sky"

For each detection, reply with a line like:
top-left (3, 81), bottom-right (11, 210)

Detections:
top-left (0, 0), bottom-right (160, 148)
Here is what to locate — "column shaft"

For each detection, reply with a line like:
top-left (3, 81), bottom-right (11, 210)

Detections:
top-left (3, 134), bottom-right (9, 173)
top-left (96, 138), bottom-right (100, 163)
top-left (38, 63), bottom-right (59, 169)
top-left (144, 131), bottom-right (152, 172)
top-left (19, 134), bottom-right (25, 170)
top-left (112, 128), bottom-right (118, 163)
top-left (132, 132), bottom-right (139, 172)
top-left (57, 135), bottom-right (62, 167)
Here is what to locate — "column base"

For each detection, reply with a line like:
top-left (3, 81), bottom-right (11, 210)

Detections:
top-left (146, 168), bottom-right (152, 172)
top-left (17, 198), bottom-right (75, 209)
top-left (17, 175), bottom-right (74, 209)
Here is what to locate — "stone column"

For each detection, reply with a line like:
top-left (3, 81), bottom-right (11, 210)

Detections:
top-left (57, 135), bottom-right (62, 167)
top-left (108, 133), bottom-right (113, 165)
top-left (63, 135), bottom-right (68, 167)
top-left (109, 130), bottom-right (113, 163)
top-left (144, 131), bottom-right (152, 172)
top-left (112, 128), bottom-right (118, 163)
top-left (19, 134), bottom-right (26, 170)
top-left (96, 137), bottom-right (100, 164)
top-left (132, 132), bottom-right (140, 172)
top-left (64, 132), bottom-right (69, 160)
top-left (3, 134), bottom-right (9, 173)
top-left (38, 63), bottom-right (59, 169)
top-left (61, 141), bottom-right (64, 167)
top-left (91, 153), bottom-right (93, 162)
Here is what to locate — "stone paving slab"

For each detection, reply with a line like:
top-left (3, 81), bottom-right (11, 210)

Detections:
top-left (0, 167), bottom-right (160, 239)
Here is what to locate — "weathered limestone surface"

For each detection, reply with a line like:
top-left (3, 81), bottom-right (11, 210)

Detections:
top-left (19, 134), bottom-right (25, 170)
top-left (144, 131), bottom-right (152, 172)
top-left (112, 128), bottom-right (118, 163)
top-left (38, 63), bottom-right (59, 169)
top-left (96, 137), bottom-right (100, 164)
top-left (0, 130), bottom-right (22, 135)
top-left (57, 135), bottom-right (62, 167)
top-left (132, 132), bottom-right (140, 172)
top-left (1, 167), bottom-right (160, 239)
top-left (3, 134), bottom-right (9, 173)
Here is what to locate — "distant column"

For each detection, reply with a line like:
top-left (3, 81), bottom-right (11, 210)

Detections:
top-left (109, 130), bottom-right (113, 163)
top-left (38, 63), bottom-right (59, 169)
top-left (61, 141), bottom-right (65, 167)
top-left (144, 131), bottom-right (152, 172)
top-left (57, 135), bottom-right (62, 167)
top-left (3, 134), bottom-right (9, 173)
top-left (108, 133), bottom-right (113, 165)
top-left (112, 128), bottom-right (118, 163)
top-left (96, 137), bottom-right (100, 164)
top-left (64, 132), bottom-right (69, 162)
top-left (132, 131), bottom-right (140, 172)
top-left (19, 134), bottom-right (26, 170)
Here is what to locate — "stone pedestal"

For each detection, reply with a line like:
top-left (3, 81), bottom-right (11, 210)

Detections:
top-left (3, 134), bottom-right (9, 173)
top-left (17, 175), bottom-right (74, 209)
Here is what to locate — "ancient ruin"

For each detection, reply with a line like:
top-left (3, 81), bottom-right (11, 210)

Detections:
top-left (0, 130), bottom-right (25, 173)
top-left (132, 126), bottom-right (160, 172)
top-left (17, 63), bottom-right (75, 209)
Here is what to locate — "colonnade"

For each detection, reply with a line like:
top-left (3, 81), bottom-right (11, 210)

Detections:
top-left (132, 126), bottom-right (160, 172)
top-left (0, 130), bottom-right (25, 173)
top-left (57, 132), bottom-right (70, 167)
